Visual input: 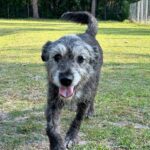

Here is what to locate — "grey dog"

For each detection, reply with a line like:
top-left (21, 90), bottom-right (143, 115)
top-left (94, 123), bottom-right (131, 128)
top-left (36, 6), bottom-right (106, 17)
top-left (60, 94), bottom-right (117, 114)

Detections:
top-left (41, 11), bottom-right (103, 150)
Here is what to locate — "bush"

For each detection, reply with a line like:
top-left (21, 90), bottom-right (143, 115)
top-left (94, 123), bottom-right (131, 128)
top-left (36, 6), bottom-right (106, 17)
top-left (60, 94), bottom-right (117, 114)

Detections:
top-left (118, 0), bottom-right (130, 21)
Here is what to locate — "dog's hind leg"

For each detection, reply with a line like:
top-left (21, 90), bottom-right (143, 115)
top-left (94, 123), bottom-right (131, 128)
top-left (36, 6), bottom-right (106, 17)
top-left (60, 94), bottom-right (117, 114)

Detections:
top-left (46, 102), bottom-right (65, 150)
top-left (65, 102), bottom-right (87, 149)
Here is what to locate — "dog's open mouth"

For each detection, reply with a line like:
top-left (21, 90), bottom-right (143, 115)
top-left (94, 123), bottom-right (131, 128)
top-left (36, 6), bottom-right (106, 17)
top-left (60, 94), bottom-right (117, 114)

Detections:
top-left (59, 86), bottom-right (74, 98)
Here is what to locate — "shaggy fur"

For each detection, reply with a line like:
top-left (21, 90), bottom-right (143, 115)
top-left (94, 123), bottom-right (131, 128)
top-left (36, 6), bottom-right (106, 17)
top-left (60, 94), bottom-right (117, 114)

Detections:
top-left (41, 11), bottom-right (103, 150)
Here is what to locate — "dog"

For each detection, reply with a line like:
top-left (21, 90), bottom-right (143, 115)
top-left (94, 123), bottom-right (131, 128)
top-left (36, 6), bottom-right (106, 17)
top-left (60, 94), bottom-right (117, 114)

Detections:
top-left (41, 11), bottom-right (103, 150)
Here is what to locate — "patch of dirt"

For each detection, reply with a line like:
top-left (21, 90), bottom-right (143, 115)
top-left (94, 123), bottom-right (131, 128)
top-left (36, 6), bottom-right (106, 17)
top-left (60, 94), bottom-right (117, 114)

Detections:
top-left (78, 140), bottom-right (88, 145)
top-left (23, 88), bottom-right (45, 101)
top-left (78, 132), bottom-right (86, 137)
top-left (77, 132), bottom-right (88, 145)
top-left (21, 141), bottom-right (49, 150)
top-left (0, 111), bottom-right (8, 121)
top-left (14, 116), bottom-right (29, 122)
top-left (2, 88), bottom-right (21, 100)
top-left (134, 123), bottom-right (150, 129)
top-left (32, 75), bottom-right (43, 81)
top-left (101, 139), bottom-right (115, 149)
top-left (108, 121), bottom-right (149, 129)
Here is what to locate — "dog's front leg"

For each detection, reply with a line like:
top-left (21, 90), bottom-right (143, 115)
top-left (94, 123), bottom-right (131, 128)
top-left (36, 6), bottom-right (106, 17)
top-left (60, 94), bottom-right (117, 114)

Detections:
top-left (65, 102), bottom-right (87, 148)
top-left (85, 100), bottom-right (94, 118)
top-left (46, 102), bottom-right (65, 150)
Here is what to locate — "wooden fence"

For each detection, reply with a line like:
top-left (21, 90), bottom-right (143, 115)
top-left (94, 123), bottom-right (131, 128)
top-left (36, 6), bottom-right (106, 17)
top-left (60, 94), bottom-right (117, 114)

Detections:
top-left (129, 0), bottom-right (150, 23)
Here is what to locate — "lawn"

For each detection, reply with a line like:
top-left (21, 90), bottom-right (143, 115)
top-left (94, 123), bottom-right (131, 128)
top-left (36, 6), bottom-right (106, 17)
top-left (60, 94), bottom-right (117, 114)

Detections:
top-left (0, 19), bottom-right (150, 150)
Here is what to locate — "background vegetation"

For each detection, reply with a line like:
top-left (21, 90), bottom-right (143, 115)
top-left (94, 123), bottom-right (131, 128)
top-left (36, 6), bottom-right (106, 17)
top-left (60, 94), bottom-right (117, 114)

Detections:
top-left (0, 19), bottom-right (150, 149)
top-left (0, 0), bottom-right (140, 21)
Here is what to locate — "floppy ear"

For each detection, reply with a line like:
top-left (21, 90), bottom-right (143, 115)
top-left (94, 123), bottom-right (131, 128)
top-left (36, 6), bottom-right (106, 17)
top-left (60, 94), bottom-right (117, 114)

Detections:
top-left (92, 46), bottom-right (99, 60)
top-left (41, 41), bottom-right (52, 62)
top-left (89, 46), bottom-right (100, 69)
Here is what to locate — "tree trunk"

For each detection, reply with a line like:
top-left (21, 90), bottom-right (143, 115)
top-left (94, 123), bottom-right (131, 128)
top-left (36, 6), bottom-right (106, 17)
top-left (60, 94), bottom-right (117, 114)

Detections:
top-left (31, 0), bottom-right (39, 18)
top-left (104, 3), bottom-right (107, 20)
top-left (91, 0), bottom-right (97, 16)
top-left (7, 4), bottom-right (10, 18)
top-left (27, 1), bottom-right (30, 18)
top-left (137, 1), bottom-right (140, 22)
top-left (141, 0), bottom-right (143, 22)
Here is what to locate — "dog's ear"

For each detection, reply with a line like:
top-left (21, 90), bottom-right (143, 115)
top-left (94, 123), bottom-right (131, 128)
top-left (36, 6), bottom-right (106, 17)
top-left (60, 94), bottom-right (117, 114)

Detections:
top-left (90, 46), bottom-right (100, 69)
top-left (92, 46), bottom-right (99, 60)
top-left (41, 41), bottom-right (52, 62)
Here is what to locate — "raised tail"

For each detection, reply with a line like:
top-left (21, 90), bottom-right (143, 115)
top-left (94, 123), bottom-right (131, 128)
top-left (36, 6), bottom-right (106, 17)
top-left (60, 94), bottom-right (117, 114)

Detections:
top-left (61, 11), bottom-right (98, 37)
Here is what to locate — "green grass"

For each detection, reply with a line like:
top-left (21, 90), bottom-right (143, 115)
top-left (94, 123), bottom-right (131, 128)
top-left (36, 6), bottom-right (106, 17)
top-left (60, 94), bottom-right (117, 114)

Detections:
top-left (0, 19), bottom-right (150, 150)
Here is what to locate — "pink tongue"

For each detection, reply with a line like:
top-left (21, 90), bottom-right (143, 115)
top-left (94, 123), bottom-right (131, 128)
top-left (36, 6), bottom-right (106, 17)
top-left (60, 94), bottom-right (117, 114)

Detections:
top-left (59, 86), bottom-right (74, 98)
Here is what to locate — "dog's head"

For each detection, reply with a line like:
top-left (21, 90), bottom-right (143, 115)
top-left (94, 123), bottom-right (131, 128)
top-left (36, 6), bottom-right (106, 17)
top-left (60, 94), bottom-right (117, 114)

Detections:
top-left (41, 35), bottom-right (99, 100)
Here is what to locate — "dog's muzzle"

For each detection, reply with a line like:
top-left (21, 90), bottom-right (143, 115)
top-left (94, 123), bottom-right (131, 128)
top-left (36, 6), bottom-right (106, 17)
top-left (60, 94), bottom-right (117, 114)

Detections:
top-left (59, 72), bottom-right (74, 98)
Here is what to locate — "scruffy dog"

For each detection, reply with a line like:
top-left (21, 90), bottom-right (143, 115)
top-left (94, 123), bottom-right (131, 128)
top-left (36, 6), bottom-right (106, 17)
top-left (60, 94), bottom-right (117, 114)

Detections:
top-left (41, 12), bottom-right (103, 150)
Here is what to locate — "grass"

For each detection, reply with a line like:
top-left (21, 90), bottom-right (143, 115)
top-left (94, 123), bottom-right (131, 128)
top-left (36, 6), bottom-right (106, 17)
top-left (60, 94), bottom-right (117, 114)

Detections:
top-left (0, 19), bottom-right (150, 150)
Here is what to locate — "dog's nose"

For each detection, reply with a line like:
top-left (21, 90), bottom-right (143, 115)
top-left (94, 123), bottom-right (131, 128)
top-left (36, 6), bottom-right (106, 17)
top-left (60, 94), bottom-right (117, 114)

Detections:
top-left (60, 77), bottom-right (72, 86)
top-left (59, 72), bottom-right (73, 87)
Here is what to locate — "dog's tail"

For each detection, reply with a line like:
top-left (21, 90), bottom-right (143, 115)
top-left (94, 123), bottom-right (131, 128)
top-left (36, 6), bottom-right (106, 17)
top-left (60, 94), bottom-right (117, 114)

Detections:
top-left (61, 11), bottom-right (98, 37)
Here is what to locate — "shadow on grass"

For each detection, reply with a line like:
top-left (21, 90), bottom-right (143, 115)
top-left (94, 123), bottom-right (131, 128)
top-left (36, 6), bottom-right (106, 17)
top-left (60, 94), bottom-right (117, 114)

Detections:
top-left (103, 62), bottom-right (150, 69)
top-left (111, 46), bottom-right (150, 49)
top-left (1, 24), bottom-right (150, 37)
top-left (106, 52), bottom-right (150, 59)
top-left (0, 27), bottom-right (84, 36)
top-left (0, 61), bottom-right (149, 73)
top-left (0, 21), bottom-right (72, 27)
top-left (99, 27), bottom-right (150, 36)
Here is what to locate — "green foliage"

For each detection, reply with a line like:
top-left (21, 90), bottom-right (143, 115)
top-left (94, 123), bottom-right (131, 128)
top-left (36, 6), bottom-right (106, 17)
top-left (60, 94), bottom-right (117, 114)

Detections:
top-left (119, 0), bottom-right (130, 21)
top-left (97, 0), bottom-right (139, 21)
top-left (0, 0), bottom-right (31, 18)
top-left (0, 0), bottom-right (140, 20)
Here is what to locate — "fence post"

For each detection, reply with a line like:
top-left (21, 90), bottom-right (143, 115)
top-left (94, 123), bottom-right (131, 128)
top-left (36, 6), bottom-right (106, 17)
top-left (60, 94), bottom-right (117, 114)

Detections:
top-left (137, 1), bottom-right (140, 22)
top-left (129, 0), bottom-right (149, 23)
top-left (141, 0), bottom-right (143, 22)
top-left (145, 0), bottom-right (148, 23)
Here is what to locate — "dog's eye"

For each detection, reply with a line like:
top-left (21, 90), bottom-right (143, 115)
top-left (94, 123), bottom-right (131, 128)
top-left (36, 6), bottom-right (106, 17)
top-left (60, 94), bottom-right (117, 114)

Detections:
top-left (77, 55), bottom-right (84, 64)
top-left (54, 54), bottom-right (62, 62)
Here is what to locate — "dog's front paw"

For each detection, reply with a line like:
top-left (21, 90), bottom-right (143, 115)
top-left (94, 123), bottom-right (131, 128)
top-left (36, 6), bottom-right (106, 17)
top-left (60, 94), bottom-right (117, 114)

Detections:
top-left (50, 143), bottom-right (66, 150)
top-left (64, 136), bottom-right (79, 149)
top-left (85, 110), bottom-right (94, 119)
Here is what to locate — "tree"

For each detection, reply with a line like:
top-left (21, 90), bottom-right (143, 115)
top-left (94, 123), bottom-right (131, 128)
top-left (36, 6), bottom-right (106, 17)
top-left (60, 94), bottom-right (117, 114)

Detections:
top-left (31, 0), bottom-right (39, 18)
top-left (91, 0), bottom-right (97, 16)
top-left (0, 0), bottom-right (141, 20)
